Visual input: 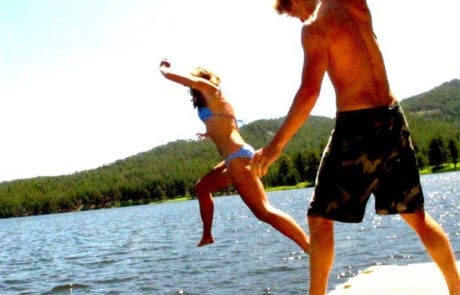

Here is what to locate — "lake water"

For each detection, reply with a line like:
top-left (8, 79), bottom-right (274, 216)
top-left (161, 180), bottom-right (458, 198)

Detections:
top-left (0, 172), bottom-right (458, 294)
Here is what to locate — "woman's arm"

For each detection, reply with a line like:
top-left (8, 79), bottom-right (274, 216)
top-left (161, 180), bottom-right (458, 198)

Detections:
top-left (159, 60), bottom-right (216, 94)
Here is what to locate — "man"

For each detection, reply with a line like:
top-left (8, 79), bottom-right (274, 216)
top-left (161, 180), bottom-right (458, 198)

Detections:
top-left (251, 0), bottom-right (460, 294)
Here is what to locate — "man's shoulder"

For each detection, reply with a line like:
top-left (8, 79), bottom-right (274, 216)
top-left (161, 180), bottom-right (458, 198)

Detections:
top-left (306, 1), bottom-right (370, 38)
top-left (301, 9), bottom-right (340, 38)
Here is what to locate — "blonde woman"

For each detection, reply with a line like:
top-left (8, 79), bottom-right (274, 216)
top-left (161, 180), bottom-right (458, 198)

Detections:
top-left (159, 59), bottom-right (309, 252)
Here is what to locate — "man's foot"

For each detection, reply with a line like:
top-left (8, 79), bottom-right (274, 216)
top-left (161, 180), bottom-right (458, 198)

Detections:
top-left (196, 237), bottom-right (214, 247)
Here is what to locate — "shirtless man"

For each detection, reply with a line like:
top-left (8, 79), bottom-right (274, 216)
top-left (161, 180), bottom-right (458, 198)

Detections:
top-left (251, 0), bottom-right (460, 294)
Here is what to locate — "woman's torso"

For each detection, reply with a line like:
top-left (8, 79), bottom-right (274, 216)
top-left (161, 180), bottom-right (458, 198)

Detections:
top-left (199, 94), bottom-right (246, 158)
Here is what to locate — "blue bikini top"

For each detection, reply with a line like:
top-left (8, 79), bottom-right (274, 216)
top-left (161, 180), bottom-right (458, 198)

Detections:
top-left (198, 107), bottom-right (213, 122)
top-left (197, 106), bottom-right (243, 129)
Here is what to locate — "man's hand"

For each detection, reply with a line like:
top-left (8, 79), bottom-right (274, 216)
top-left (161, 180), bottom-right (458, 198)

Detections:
top-left (250, 146), bottom-right (281, 178)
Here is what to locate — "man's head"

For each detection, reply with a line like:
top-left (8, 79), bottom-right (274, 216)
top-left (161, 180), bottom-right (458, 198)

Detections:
top-left (274, 0), bottom-right (294, 14)
top-left (273, 0), bottom-right (318, 22)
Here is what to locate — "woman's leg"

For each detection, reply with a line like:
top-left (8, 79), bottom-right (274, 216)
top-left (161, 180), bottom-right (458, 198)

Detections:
top-left (195, 161), bottom-right (232, 247)
top-left (228, 158), bottom-right (310, 253)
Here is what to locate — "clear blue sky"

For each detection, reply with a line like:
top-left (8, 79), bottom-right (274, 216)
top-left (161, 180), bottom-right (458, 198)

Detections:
top-left (1, 0), bottom-right (459, 182)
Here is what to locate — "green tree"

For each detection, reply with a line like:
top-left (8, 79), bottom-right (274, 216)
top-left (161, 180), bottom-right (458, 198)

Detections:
top-left (294, 153), bottom-right (308, 181)
top-left (304, 152), bottom-right (320, 183)
top-left (277, 154), bottom-right (300, 186)
top-left (428, 138), bottom-right (446, 171)
top-left (448, 139), bottom-right (458, 168)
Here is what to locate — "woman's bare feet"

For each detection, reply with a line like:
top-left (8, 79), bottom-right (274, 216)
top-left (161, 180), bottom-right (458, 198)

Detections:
top-left (196, 236), bottom-right (214, 247)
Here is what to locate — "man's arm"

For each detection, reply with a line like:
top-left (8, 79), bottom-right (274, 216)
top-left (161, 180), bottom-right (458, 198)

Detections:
top-left (252, 25), bottom-right (328, 177)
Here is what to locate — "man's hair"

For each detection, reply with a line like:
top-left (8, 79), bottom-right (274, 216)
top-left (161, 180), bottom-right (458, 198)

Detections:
top-left (274, 0), bottom-right (293, 14)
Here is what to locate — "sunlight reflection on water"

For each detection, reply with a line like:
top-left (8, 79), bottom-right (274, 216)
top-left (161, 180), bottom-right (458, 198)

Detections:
top-left (0, 172), bottom-right (458, 294)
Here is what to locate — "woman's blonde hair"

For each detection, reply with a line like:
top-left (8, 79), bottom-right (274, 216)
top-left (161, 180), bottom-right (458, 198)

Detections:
top-left (191, 67), bottom-right (221, 87)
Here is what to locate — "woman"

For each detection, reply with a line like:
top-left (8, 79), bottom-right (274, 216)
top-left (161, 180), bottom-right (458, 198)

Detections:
top-left (159, 59), bottom-right (309, 252)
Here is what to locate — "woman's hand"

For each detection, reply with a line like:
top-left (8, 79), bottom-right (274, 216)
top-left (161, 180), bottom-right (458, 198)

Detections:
top-left (159, 59), bottom-right (171, 76)
top-left (159, 58), bottom-right (170, 68)
top-left (196, 132), bottom-right (209, 140)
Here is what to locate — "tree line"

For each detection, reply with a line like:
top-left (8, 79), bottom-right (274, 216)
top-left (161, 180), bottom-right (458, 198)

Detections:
top-left (0, 79), bottom-right (459, 218)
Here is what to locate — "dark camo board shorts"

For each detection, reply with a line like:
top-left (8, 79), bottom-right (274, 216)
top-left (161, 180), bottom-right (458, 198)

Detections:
top-left (307, 104), bottom-right (424, 223)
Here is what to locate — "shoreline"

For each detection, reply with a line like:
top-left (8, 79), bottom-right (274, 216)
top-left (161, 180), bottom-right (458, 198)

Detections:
top-left (3, 168), bottom-right (457, 218)
top-left (156, 166), bottom-right (458, 205)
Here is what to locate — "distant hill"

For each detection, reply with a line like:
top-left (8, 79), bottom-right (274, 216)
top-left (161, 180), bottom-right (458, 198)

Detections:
top-left (0, 79), bottom-right (459, 218)
top-left (400, 79), bottom-right (460, 121)
top-left (400, 79), bottom-right (460, 164)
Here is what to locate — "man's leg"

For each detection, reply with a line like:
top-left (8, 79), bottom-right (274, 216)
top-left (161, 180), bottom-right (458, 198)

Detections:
top-left (402, 211), bottom-right (460, 295)
top-left (308, 215), bottom-right (335, 295)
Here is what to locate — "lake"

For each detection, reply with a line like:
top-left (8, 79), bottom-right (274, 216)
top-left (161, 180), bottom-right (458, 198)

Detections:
top-left (0, 172), bottom-right (458, 294)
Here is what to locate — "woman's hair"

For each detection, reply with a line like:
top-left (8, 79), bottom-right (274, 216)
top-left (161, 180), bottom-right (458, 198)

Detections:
top-left (190, 88), bottom-right (206, 108)
top-left (191, 67), bottom-right (221, 87)
top-left (190, 66), bottom-right (221, 108)
top-left (274, 0), bottom-right (293, 14)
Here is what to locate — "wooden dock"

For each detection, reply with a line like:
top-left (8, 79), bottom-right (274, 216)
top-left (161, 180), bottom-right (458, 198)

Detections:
top-left (328, 261), bottom-right (459, 294)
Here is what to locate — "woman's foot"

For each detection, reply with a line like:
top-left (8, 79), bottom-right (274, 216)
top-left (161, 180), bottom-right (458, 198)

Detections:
top-left (197, 236), bottom-right (214, 247)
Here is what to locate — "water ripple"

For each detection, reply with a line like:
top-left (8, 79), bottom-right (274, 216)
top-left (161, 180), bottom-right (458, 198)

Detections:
top-left (0, 172), bottom-right (458, 294)
top-left (44, 283), bottom-right (90, 294)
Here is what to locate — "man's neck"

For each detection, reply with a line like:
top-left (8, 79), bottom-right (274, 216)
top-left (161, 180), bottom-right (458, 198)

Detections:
top-left (304, 1), bottom-right (321, 24)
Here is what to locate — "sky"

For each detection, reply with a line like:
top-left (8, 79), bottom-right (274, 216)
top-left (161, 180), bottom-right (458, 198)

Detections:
top-left (1, 0), bottom-right (459, 182)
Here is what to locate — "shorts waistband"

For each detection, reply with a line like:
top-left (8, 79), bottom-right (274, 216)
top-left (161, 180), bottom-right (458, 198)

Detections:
top-left (336, 103), bottom-right (401, 124)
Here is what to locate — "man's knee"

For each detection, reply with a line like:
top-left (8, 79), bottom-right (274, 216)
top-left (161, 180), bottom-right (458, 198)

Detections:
top-left (308, 215), bottom-right (333, 234)
top-left (401, 211), bottom-right (429, 232)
